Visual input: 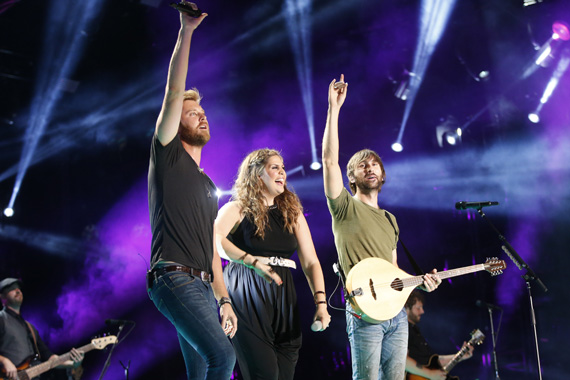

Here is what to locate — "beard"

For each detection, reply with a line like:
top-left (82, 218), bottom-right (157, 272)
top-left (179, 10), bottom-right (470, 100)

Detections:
top-left (179, 124), bottom-right (210, 147)
top-left (354, 176), bottom-right (383, 194)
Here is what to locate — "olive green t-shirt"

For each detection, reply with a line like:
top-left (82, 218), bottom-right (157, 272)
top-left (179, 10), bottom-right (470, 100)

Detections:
top-left (327, 188), bottom-right (399, 278)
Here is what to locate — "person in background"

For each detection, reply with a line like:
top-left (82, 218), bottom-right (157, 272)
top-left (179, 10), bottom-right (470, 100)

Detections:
top-left (0, 278), bottom-right (84, 380)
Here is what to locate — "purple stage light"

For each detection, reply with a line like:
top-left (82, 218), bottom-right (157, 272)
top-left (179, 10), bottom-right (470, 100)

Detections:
top-left (552, 21), bottom-right (570, 41)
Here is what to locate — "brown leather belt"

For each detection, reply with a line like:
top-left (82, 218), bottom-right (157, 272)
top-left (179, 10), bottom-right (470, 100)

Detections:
top-left (148, 265), bottom-right (212, 288)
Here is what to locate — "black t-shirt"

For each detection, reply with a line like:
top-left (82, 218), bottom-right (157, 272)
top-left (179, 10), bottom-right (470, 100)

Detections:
top-left (148, 134), bottom-right (218, 274)
top-left (408, 322), bottom-right (436, 366)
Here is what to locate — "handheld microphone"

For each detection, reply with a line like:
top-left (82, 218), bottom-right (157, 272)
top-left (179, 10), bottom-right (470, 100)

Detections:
top-left (169, 1), bottom-right (202, 18)
top-left (455, 201), bottom-right (499, 210)
top-left (475, 300), bottom-right (502, 311)
top-left (310, 320), bottom-right (323, 332)
top-left (105, 319), bottom-right (135, 326)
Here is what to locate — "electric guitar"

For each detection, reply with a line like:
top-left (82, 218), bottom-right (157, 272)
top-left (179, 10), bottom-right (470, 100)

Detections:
top-left (406, 329), bottom-right (485, 380)
top-left (345, 257), bottom-right (505, 323)
top-left (0, 336), bottom-right (117, 380)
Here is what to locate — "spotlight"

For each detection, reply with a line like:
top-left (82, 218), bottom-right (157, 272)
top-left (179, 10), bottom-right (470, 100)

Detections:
top-left (552, 21), bottom-right (570, 41)
top-left (528, 112), bottom-right (540, 123)
top-left (216, 189), bottom-right (222, 198)
top-left (3, 207), bottom-right (14, 218)
top-left (394, 72), bottom-right (412, 100)
top-left (478, 70), bottom-right (490, 80)
top-left (391, 142), bottom-right (403, 152)
top-left (310, 161), bottom-right (321, 170)
top-left (436, 116), bottom-right (461, 148)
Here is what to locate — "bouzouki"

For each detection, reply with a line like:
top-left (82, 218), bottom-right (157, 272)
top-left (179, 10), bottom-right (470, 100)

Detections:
top-left (345, 257), bottom-right (505, 323)
top-left (0, 336), bottom-right (117, 380)
top-left (406, 329), bottom-right (485, 380)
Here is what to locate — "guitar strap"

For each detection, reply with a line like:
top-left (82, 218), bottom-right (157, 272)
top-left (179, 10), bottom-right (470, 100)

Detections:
top-left (25, 320), bottom-right (42, 360)
top-left (384, 211), bottom-right (425, 276)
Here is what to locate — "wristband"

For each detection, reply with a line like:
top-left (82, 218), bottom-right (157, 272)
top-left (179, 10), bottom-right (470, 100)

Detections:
top-left (218, 297), bottom-right (232, 308)
top-left (313, 290), bottom-right (326, 304)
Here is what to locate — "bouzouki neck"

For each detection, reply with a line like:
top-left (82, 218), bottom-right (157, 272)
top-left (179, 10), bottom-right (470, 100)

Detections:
top-left (403, 263), bottom-right (491, 289)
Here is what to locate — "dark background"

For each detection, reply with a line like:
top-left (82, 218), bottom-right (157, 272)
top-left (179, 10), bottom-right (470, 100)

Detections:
top-left (1, 0), bottom-right (569, 379)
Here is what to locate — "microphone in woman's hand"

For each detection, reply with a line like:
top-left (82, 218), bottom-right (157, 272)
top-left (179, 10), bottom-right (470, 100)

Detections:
top-left (311, 320), bottom-right (323, 332)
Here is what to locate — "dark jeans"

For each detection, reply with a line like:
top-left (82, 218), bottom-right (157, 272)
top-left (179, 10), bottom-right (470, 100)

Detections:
top-left (148, 270), bottom-right (236, 379)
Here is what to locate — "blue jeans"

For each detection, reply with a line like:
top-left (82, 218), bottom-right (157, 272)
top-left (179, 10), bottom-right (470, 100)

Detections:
top-left (148, 270), bottom-right (236, 380)
top-left (346, 303), bottom-right (408, 380)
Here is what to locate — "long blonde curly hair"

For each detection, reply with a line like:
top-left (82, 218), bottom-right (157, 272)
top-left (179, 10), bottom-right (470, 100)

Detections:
top-left (231, 149), bottom-right (302, 239)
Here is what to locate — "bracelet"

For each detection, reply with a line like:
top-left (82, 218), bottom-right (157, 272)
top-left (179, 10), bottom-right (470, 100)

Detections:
top-left (248, 259), bottom-right (258, 269)
top-left (315, 301), bottom-right (327, 306)
top-left (238, 252), bottom-right (249, 262)
top-left (218, 297), bottom-right (232, 308)
top-left (313, 290), bottom-right (326, 304)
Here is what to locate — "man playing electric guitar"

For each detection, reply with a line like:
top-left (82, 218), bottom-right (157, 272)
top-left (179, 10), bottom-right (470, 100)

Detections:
top-left (405, 291), bottom-right (474, 380)
top-left (0, 278), bottom-right (84, 380)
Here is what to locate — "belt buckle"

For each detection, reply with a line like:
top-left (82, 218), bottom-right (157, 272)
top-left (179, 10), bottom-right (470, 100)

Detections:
top-left (269, 257), bottom-right (283, 266)
top-left (200, 272), bottom-right (209, 282)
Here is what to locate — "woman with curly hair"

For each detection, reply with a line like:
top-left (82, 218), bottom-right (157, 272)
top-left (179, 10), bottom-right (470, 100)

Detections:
top-left (215, 148), bottom-right (331, 380)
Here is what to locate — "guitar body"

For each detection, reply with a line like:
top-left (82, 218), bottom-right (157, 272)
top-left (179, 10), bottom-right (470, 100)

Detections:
top-left (406, 355), bottom-right (459, 380)
top-left (346, 258), bottom-right (415, 323)
top-left (0, 356), bottom-right (35, 380)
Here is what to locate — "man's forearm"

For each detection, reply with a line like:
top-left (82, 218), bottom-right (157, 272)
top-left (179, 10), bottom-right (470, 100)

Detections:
top-left (322, 106), bottom-right (340, 165)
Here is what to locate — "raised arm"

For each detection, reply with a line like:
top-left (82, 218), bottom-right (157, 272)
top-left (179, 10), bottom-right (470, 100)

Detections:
top-left (214, 201), bottom-right (282, 285)
top-left (322, 74), bottom-right (348, 199)
top-left (295, 213), bottom-right (331, 331)
top-left (155, 6), bottom-right (207, 146)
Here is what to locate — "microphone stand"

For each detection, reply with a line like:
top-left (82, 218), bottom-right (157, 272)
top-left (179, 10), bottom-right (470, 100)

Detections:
top-left (476, 207), bottom-right (547, 380)
top-left (98, 323), bottom-right (124, 380)
top-left (119, 359), bottom-right (130, 380)
top-left (486, 306), bottom-right (501, 380)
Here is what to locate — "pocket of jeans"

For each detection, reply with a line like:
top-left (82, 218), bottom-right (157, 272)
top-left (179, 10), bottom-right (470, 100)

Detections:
top-left (162, 272), bottom-right (197, 291)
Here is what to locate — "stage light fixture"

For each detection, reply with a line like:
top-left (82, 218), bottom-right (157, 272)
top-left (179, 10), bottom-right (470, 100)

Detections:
top-left (478, 70), bottom-right (490, 80)
top-left (310, 161), bottom-right (321, 170)
top-left (436, 116), bottom-right (462, 148)
top-left (391, 142), bottom-right (403, 152)
top-left (552, 21), bottom-right (570, 41)
top-left (528, 112), bottom-right (540, 123)
top-left (3, 207), bottom-right (14, 217)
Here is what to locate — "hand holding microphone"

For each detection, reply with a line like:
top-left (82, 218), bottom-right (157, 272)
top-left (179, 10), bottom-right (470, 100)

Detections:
top-left (170, 1), bottom-right (203, 18)
top-left (311, 320), bottom-right (323, 332)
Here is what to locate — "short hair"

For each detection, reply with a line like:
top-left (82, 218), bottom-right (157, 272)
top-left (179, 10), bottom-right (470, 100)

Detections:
top-left (405, 289), bottom-right (425, 310)
top-left (346, 149), bottom-right (386, 195)
top-left (183, 88), bottom-right (202, 104)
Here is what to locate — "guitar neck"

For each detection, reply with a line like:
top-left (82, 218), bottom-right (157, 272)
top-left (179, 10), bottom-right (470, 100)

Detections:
top-left (403, 263), bottom-right (488, 288)
top-left (25, 342), bottom-right (95, 378)
top-left (443, 344), bottom-right (470, 372)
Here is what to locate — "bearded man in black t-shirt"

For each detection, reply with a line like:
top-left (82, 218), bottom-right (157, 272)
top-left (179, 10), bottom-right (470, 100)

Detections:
top-left (146, 3), bottom-right (237, 380)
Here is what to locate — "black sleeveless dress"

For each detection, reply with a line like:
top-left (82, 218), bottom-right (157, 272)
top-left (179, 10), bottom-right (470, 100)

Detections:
top-left (223, 206), bottom-right (301, 380)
